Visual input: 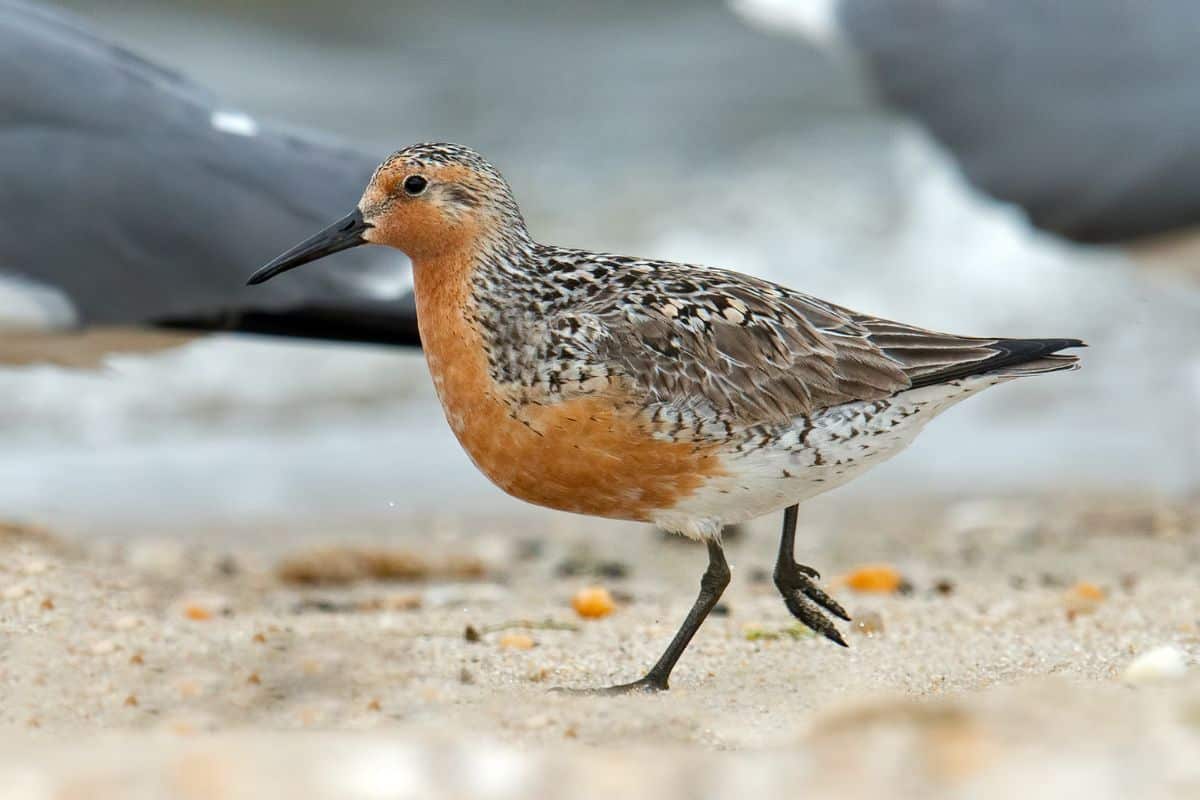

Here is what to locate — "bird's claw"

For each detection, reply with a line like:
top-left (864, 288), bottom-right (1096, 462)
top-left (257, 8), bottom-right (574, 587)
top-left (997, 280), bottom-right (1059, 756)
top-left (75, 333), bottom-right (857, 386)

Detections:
top-left (774, 561), bottom-right (850, 647)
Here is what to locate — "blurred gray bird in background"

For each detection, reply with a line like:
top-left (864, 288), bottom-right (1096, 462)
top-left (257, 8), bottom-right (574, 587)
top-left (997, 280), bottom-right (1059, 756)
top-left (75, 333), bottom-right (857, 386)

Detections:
top-left (733, 0), bottom-right (1200, 275)
top-left (0, 0), bottom-right (420, 367)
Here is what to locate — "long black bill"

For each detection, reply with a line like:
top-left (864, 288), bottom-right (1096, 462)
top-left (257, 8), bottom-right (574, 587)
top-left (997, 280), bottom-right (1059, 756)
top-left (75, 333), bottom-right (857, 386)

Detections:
top-left (246, 209), bottom-right (371, 285)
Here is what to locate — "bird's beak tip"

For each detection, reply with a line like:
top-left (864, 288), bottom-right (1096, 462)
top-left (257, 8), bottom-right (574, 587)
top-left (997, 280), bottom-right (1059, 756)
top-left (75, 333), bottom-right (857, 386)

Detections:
top-left (246, 209), bottom-right (370, 287)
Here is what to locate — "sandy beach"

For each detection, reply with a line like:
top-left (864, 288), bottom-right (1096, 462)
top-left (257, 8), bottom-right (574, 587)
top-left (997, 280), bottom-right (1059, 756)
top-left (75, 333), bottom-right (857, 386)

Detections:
top-left (2, 491), bottom-right (1198, 798)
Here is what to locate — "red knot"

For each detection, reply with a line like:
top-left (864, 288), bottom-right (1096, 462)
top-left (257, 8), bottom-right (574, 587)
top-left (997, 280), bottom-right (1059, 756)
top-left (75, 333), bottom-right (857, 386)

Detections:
top-left (249, 142), bottom-right (1084, 693)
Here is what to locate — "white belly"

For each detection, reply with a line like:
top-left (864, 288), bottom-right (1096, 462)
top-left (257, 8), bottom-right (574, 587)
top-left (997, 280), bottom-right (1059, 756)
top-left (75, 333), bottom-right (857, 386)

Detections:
top-left (651, 376), bottom-right (1007, 538)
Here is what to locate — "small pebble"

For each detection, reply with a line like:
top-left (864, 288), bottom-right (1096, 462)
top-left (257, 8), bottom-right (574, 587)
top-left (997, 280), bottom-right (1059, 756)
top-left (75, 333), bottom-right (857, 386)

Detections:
top-left (596, 561), bottom-right (629, 580)
top-left (464, 624), bottom-right (482, 642)
top-left (571, 586), bottom-right (616, 619)
top-left (933, 579), bottom-right (956, 596)
top-left (1063, 581), bottom-right (1105, 617)
top-left (852, 611), bottom-right (885, 636)
top-left (183, 604), bottom-right (213, 621)
top-left (498, 632), bottom-right (536, 650)
top-left (1123, 645), bottom-right (1187, 684)
top-left (841, 565), bottom-right (904, 594)
top-left (459, 667), bottom-right (475, 684)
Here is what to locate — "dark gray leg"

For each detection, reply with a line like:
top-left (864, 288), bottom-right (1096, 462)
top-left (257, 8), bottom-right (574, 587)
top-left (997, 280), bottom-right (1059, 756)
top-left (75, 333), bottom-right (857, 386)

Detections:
top-left (599, 538), bottom-right (730, 693)
top-left (773, 504), bottom-right (850, 646)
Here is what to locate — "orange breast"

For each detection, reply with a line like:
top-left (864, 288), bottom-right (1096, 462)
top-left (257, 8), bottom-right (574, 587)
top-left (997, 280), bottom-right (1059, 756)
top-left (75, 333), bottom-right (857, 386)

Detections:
top-left (412, 257), bottom-right (724, 522)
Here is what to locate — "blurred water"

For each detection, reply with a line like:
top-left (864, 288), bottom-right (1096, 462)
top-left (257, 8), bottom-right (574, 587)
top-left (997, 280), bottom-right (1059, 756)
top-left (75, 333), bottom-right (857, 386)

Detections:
top-left (3, 1), bottom-right (1198, 534)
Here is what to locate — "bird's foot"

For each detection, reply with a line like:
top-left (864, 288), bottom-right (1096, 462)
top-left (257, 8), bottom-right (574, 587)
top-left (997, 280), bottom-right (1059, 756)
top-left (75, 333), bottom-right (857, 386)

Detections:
top-left (551, 673), bottom-right (668, 696)
top-left (774, 560), bottom-right (850, 647)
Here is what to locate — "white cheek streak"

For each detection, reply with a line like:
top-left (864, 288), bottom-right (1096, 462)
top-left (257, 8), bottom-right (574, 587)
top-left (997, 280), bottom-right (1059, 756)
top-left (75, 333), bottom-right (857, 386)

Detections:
top-left (210, 109), bottom-right (259, 137)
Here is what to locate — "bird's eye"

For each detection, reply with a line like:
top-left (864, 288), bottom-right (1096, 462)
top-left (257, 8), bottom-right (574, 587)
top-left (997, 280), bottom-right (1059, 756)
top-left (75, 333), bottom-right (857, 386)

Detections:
top-left (403, 175), bottom-right (428, 196)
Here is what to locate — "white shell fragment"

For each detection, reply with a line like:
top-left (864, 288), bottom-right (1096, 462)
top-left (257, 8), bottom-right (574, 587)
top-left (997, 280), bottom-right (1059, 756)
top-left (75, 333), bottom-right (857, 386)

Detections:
top-left (1122, 646), bottom-right (1188, 685)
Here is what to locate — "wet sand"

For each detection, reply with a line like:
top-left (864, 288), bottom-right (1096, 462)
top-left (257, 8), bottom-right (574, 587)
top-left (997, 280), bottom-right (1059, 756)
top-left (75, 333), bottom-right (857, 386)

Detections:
top-left (1, 492), bottom-right (1198, 798)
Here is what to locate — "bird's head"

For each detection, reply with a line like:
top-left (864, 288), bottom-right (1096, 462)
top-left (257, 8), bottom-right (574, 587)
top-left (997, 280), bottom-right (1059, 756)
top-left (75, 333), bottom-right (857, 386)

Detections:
top-left (248, 142), bottom-right (526, 285)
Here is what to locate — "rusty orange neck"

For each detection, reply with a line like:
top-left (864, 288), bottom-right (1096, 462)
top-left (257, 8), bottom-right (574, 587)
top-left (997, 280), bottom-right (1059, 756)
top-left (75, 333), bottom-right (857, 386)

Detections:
top-left (411, 250), bottom-right (494, 411)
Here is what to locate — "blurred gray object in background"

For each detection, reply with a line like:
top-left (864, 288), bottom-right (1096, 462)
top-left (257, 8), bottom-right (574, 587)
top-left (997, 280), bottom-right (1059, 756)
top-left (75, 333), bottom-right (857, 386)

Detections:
top-left (735, 0), bottom-right (1200, 245)
top-left (0, 0), bottom-right (419, 358)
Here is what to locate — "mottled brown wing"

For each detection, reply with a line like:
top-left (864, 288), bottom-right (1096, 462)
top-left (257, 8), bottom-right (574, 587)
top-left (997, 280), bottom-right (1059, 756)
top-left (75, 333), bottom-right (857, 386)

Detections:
top-left (567, 260), bottom-right (1075, 425)
top-left (588, 280), bottom-right (913, 424)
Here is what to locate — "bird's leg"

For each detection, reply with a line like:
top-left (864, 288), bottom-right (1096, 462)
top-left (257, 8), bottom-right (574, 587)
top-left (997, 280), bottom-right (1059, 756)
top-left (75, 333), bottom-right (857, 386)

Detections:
top-left (773, 504), bottom-right (850, 647)
top-left (594, 538), bottom-right (730, 694)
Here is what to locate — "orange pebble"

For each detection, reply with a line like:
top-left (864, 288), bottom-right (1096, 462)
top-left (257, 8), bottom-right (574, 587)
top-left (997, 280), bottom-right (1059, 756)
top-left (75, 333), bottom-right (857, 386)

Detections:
top-left (183, 604), bottom-right (212, 621)
top-left (842, 564), bottom-right (904, 594)
top-left (571, 586), bottom-right (616, 619)
top-left (1064, 581), bottom-right (1106, 618)
top-left (1070, 581), bottom-right (1105, 602)
top-left (498, 632), bottom-right (536, 650)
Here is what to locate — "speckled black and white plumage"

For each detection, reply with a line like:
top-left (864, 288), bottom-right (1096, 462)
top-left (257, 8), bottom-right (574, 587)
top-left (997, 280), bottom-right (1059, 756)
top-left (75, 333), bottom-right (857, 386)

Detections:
top-left (468, 245), bottom-right (1080, 535)
top-left (373, 143), bottom-right (1084, 538)
top-left (357, 142), bottom-right (1086, 534)
top-left (349, 142), bottom-right (1081, 537)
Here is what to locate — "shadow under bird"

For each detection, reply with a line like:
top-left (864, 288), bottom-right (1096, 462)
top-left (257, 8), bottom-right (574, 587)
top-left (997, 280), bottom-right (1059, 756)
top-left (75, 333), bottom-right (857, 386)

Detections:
top-left (0, 0), bottom-right (419, 367)
top-left (249, 142), bottom-right (1084, 693)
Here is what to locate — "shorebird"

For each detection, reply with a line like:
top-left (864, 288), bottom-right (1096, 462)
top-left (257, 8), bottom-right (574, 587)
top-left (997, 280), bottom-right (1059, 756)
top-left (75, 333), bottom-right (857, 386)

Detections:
top-left (249, 142), bottom-right (1084, 692)
top-left (0, 0), bottom-right (418, 368)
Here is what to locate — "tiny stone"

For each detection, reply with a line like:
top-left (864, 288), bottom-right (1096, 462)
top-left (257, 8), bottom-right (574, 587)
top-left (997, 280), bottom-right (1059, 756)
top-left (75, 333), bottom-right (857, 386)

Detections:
top-left (459, 667), bottom-right (475, 684)
top-left (853, 611), bottom-right (885, 636)
top-left (1123, 645), bottom-right (1187, 684)
top-left (554, 558), bottom-right (585, 578)
top-left (498, 632), bottom-right (535, 650)
top-left (933, 579), bottom-right (955, 596)
top-left (596, 561), bottom-right (629, 579)
top-left (464, 624), bottom-right (481, 642)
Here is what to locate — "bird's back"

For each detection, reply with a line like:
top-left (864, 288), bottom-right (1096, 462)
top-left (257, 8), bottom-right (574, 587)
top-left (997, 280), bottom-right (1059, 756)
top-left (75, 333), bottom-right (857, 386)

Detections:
top-left (470, 245), bottom-right (1081, 438)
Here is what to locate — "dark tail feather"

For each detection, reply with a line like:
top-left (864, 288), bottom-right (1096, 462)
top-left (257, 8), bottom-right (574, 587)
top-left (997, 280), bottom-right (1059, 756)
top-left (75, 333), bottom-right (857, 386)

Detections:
top-left (908, 338), bottom-right (1085, 389)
